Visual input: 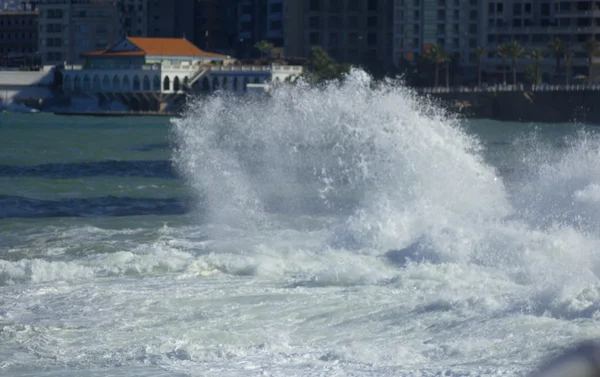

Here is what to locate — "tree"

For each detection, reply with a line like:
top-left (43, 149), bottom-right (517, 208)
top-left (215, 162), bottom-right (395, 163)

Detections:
top-left (564, 49), bottom-right (573, 85)
top-left (529, 49), bottom-right (543, 85)
top-left (307, 46), bottom-right (350, 84)
top-left (475, 46), bottom-right (486, 87)
top-left (423, 44), bottom-right (450, 87)
top-left (502, 40), bottom-right (525, 86)
top-left (583, 38), bottom-right (598, 83)
top-left (497, 43), bottom-right (509, 85)
top-left (524, 65), bottom-right (541, 85)
top-left (254, 40), bottom-right (275, 59)
top-left (548, 38), bottom-right (565, 81)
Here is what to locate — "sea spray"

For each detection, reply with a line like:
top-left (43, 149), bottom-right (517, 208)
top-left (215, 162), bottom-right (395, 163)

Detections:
top-left (171, 70), bottom-right (511, 253)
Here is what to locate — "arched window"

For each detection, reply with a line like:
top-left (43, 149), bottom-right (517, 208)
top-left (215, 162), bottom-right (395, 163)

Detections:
top-left (74, 76), bottom-right (81, 91)
top-left (82, 75), bottom-right (91, 91)
top-left (92, 75), bottom-right (101, 92)
top-left (102, 75), bottom-right (110, 90)
top-left (143, 75), bottom-right (150, 91)
top-left (163, 76), bottom-right (170, 91)
top-left (112, 75), bottom-right (121, 91)
top-left (183, 76), bottom-right (189, 89)
top-left (132, 75), bottom-right (141, 91)
top-left (122, 76), bottom-right (131, 91)
top-left (173, 76), bottom-right (180, 91)
top-left (153, 76), bottom-right (160, 91)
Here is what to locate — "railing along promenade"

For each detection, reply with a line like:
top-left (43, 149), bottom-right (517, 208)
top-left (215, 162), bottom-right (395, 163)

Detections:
top-left (417, 84), bottom-right (600, 94)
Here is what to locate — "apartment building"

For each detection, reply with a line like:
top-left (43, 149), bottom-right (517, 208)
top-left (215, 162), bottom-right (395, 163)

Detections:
top-left (118, 0), bottom-right (147, 37)
top-left (284, 0), bottom-right (394, 70)
top-left (37, 0), bottom-right (120, 66)
top-left (485, 0), bottom-right (600, 81)
top-left (0, 8), bottom-right (39, 67)
top-left (393, 0), bottom-right (484, 76)
top-left (145, 0), bottom-right (194, 40)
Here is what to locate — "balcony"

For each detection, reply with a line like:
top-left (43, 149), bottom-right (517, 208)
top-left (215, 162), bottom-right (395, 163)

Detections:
top-left (488, 26), bottom-right (600, 34)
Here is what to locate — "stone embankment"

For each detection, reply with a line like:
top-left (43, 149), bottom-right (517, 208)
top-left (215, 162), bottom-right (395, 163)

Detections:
top-left (420, 84), bottom-right (600, 124)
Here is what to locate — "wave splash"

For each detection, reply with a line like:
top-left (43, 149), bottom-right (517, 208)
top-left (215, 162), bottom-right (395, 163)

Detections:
top-left (171, 69), bottom-right (600, 308)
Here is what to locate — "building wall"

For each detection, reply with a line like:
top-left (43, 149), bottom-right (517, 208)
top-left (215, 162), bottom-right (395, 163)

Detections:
top-left (0, 10), bottom-right (39, 67)
top-left (284, 0), bottom-right (394, 69)
top-left (118, 0), bottom-right (147, 37)
top-left (38, 0), bottom-right (120, 66)
top-left (483, 0), bottom-right (600, 81)
top-left (394, 0), bottom-right (484, 71)
top-left (146, 0), bottom-right (195, 40)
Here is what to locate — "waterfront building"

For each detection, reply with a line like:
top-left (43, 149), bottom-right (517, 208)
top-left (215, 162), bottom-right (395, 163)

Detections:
top-left (61, 36), bottom-right (303, 111)
top-left (0, 7), bottom-right (40, 68)
top-left (284, 0), bottom-right (394, 71)
top-left (484, 0), bottom-right (600, 83)
top-left (393, 0), bottom-right (484, 81)
top-left (37, 0), bottom-right (120, 66)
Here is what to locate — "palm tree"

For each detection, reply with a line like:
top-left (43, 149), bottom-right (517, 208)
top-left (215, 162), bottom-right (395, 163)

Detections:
top-left (497, 43), bottom-right (510, 85)
top-left (549, 38), bottom-right (566, 82)
top-left (254, 40), bottom-right (275, 59)
top-left (423, 44), bottom-right (450, 87)
top-left (529, 49), bottom-right (544, 85)
top-left (564, 49), bottom-right (573, 85)
top-left (503, 40), bottom-right (526, 86)
top-left (475, 46), bottom-right (486, 87)
top-left (583, 38), bottom-right (598, 83)
top-left (444, 53), bottom-right (452, 88)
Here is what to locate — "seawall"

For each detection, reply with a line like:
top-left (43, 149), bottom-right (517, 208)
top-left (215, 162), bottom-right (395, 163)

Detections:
top-left (430, 90), bottom-right (600, 124)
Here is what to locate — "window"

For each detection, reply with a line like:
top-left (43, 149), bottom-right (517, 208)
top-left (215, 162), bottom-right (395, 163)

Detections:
top-left (414, 10), bottom-right (420, 19)
top-left (368, 16), bottom-right (377, 28)
top-left (437, 10), bottom-right (445, 20)
top-left (437, 24), bottom-right (445, 34)
top-left (368, 0), bottom-right (378, 11)
top-left (348, 16), bottom-right (358, 28)
top-left (309, 16), bottom-right (319, 28)
top-left (349, 32), bottom-right (358, 44)
top-left (469, 38), bottom-right (476, 48)
top-left (329, 16), bottom-right (341, 28)
top-left (524, 3), bottom-right (531, 13)
top-left (452, 24), bottom-right (459, 33)
top-left (368, 33), bottom-right (377, 45)
top-left (469, 10), bottom-right (477, 20)
top-left (469, 23), bottom-right (477, 33)
top-left (513, 3), bottom-right (522, 15)
top-left (309, 0), bottom-right (320, 11)
top-left (309, 32), bottom-right (320, 44)
top-left (329, 32), bottom-right (339, 45)
top-left (413, 24), bottom-right (419, 33)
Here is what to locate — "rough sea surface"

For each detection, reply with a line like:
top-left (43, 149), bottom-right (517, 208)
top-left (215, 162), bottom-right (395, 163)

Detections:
top-left (2, 71), bottom-right (600, 376)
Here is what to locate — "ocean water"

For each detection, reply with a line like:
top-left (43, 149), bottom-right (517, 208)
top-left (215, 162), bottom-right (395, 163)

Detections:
top-left (2, 71), bottom-right (600, 376)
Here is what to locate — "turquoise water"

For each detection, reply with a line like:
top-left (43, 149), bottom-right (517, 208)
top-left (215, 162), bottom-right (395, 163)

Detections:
top-left (2, 76), bottom-right (600, 377)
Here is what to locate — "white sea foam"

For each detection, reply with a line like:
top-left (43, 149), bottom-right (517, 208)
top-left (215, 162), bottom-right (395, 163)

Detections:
top-left (5, 70), bottom-right (600, 376)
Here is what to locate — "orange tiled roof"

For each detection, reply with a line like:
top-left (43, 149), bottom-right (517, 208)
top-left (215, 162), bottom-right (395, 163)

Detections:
top-left (82, 37), bottom-right (227, 58)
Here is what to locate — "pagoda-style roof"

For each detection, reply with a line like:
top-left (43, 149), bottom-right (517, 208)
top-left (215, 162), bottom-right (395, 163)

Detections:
top-left (82, 37), bottom-right (228, 59)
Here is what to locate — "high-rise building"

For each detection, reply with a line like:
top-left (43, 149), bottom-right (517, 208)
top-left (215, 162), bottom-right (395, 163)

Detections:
top-left (393, 0), bottom-right (484, 78)
top-left (234, 0), bottom-right (283, 58)
top-left (194, 0), bottom-right (236, 55)
top-left (146, 0), bottom-right (194, 40)
top-left (118, 0), bottom-right (147, 37)
top-left (284, 0), bottom-right (395, 70)
top-left (37, 0), bottom-right (120, 66)
top-left (484, 0), bottom-right (598, 82)
top-left (0, 7), bottom-right (39, 67)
